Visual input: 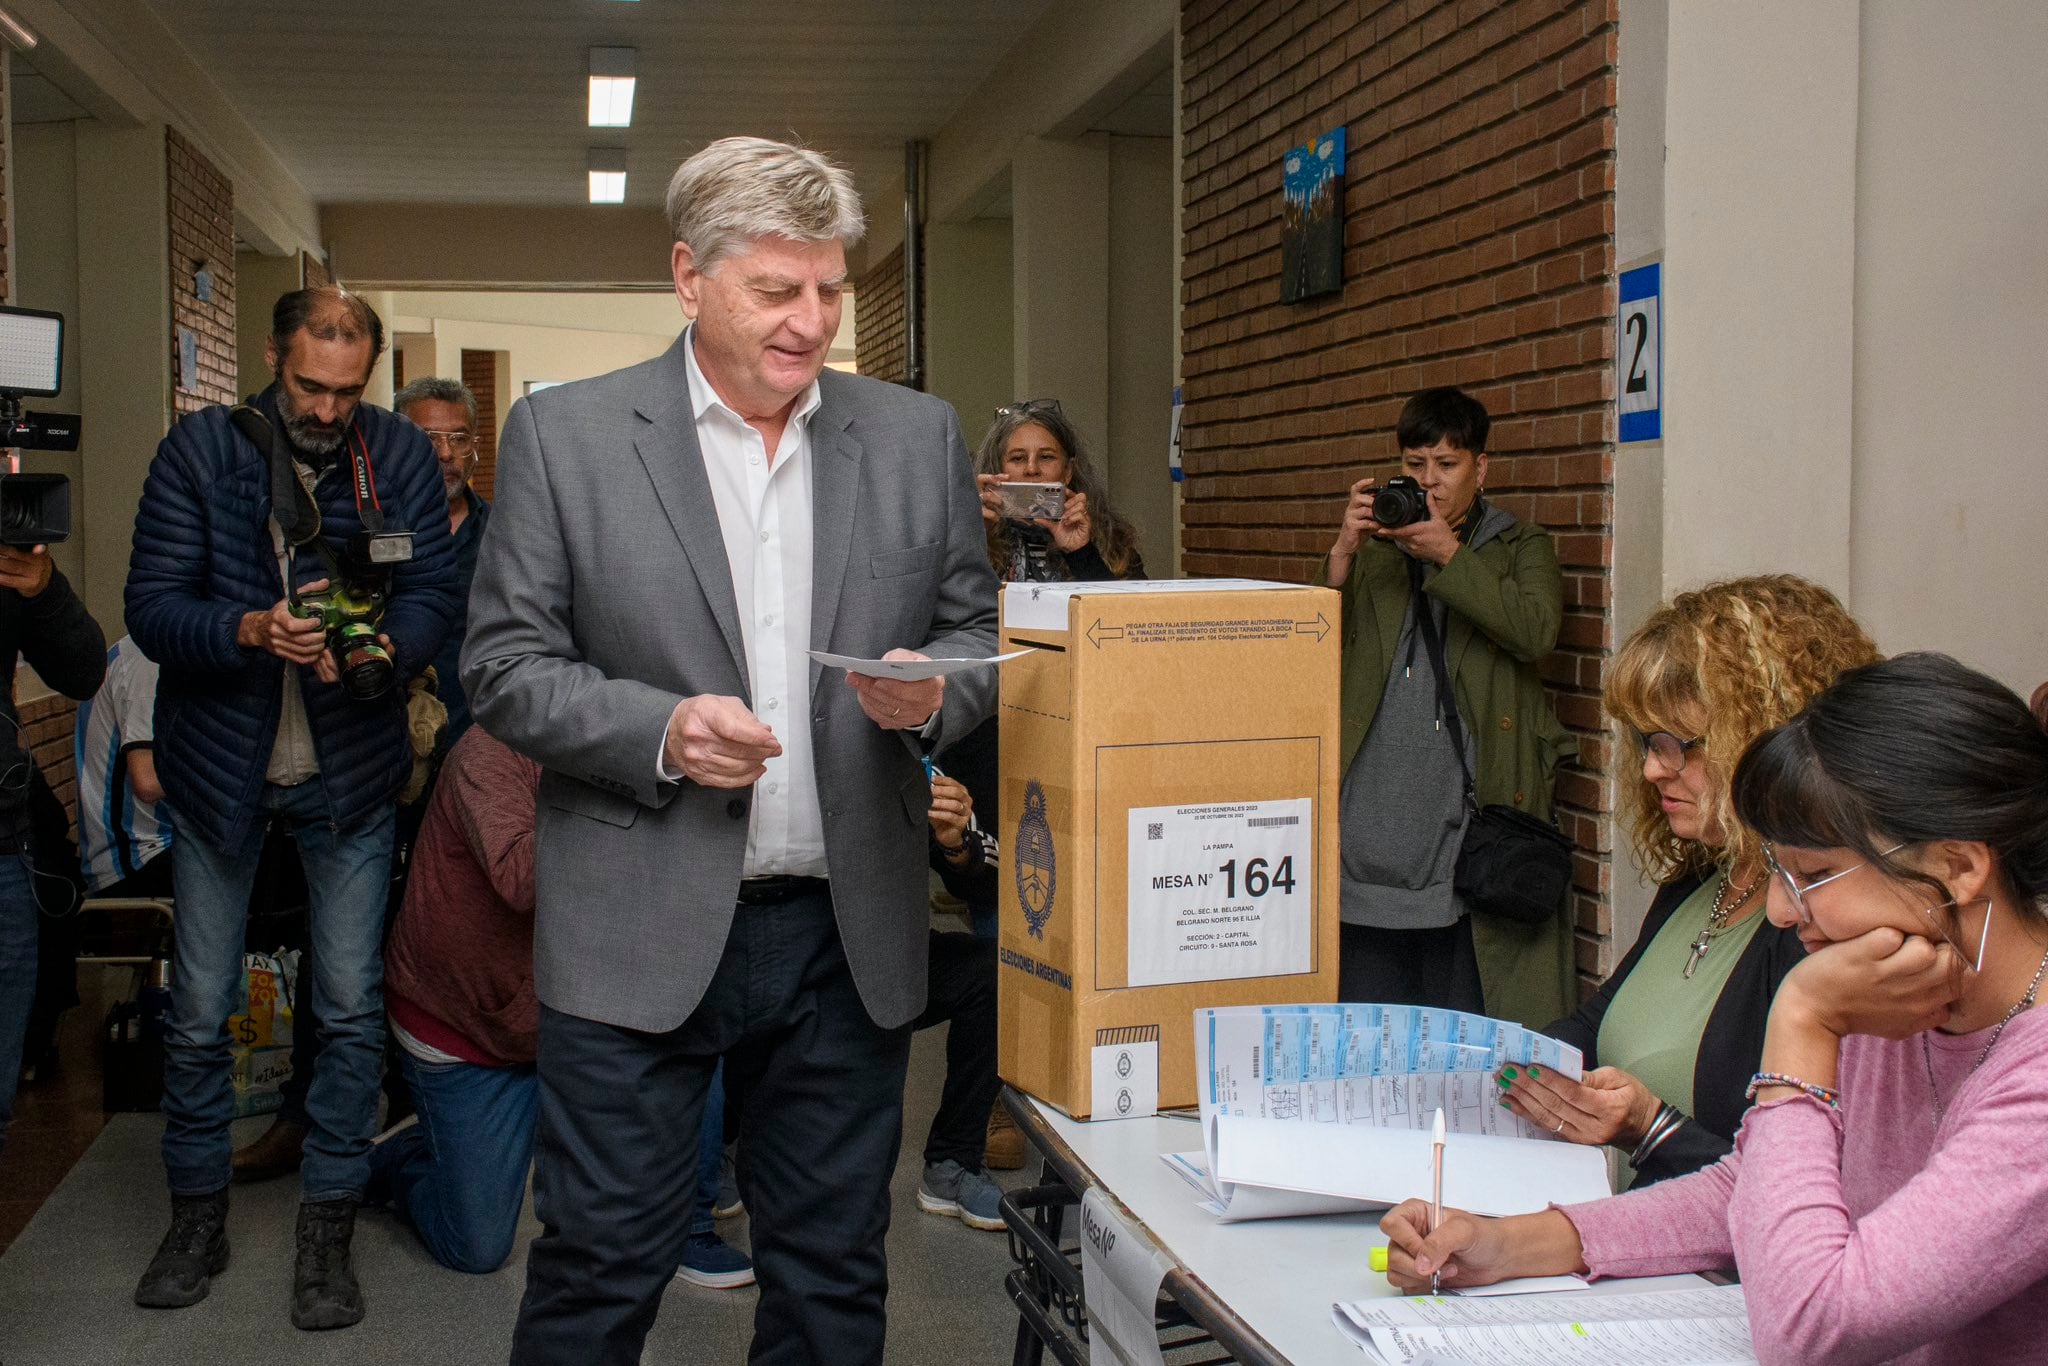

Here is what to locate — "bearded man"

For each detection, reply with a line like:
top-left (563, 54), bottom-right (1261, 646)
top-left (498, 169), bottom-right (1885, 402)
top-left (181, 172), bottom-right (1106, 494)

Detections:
top-left (125, 286), bottom-right (457, 1331)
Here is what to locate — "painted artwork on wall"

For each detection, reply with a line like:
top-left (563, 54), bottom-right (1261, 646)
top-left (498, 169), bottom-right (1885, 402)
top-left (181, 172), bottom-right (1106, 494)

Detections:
top-left (1281, 128), bottom-right (1346, 302)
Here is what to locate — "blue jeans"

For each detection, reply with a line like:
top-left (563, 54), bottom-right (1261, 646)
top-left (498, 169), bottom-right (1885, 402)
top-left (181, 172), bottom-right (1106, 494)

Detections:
top-left (690, 1061), bottom-right (725, 1237)
top-left (0, 855), bottom-right (37, 1154)
top-left (378, 1052), bottom-right (538, 1273)
top-left (161, 777), bottom-right (394, 1200)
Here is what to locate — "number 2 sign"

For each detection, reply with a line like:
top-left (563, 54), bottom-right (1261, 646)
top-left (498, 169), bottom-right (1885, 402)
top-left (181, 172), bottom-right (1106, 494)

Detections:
top-left (1617, 260), bottom-right (1661, 443)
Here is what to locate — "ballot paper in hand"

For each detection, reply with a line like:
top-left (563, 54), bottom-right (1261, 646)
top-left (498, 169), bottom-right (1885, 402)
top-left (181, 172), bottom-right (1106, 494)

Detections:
top-left (1195, 1004), bottom-right (1584, 1141)
top-left (807, 648), bottom-right (1035, 679)
top-left (1171, 1005), bottom-right (1603, 1222)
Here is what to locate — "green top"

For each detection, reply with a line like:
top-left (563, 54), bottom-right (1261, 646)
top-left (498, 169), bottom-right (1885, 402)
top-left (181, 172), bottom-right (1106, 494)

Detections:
top-left (1326, 516), bottom-right (1577, 1028)
top-left (1598, 875), bottom-right (1767, 1129)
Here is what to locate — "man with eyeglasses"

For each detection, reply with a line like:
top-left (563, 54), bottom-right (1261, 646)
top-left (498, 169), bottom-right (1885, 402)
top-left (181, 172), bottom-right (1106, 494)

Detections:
top-left (395, 377), bottom-right (492, 744)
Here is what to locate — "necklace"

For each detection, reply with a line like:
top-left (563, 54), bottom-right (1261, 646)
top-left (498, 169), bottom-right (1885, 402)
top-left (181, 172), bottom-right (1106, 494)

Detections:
top-left (1683, 870), bottom-right (1762, 979)
top-left (1922, 943), bottom-right (2048, 1130)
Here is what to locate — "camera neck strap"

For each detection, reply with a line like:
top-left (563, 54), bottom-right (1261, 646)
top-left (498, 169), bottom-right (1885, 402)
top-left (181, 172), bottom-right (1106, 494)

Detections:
top-left (344, 425), bottom-right (385, 535)
top-left (1409, 552), bottom-right (1480, 813)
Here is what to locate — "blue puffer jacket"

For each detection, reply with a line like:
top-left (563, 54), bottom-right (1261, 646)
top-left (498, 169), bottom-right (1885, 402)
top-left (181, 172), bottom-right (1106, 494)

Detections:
top-left (125, 387), bottom-right (459, 851)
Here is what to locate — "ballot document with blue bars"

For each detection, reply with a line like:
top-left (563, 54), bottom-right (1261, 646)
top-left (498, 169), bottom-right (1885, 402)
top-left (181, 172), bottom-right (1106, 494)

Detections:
top-left (1194, 1003), bottom-right (1585, 1140)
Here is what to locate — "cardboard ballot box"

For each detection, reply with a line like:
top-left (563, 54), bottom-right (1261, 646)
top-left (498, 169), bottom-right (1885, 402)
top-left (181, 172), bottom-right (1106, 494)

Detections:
top-left (996, 578), bottom-right (1342, 1118)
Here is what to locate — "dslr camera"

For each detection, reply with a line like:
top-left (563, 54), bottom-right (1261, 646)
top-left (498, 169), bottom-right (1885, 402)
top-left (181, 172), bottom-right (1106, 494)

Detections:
top-left (227, 403), bottom-right (413, 702)
top-left (1370, 475), bottom-right (1432, 529)
top-left (288, 529), bottom-right (414, 701)
top-left (0, 306), bottom-right (80, 547)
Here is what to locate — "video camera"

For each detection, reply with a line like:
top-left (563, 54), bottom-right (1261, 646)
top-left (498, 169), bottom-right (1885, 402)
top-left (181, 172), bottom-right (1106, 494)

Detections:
top-left (0, 306), bottom-right (79, 546)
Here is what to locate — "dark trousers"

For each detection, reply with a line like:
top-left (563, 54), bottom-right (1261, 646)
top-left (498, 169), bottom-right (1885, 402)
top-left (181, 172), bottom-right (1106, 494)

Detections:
top-left (511, 888), bottom-right (913, 1366)
top-left (913, 930), bottom-right (999, 1170)
top-left (1337, 917), bottom-right (1485, 1014)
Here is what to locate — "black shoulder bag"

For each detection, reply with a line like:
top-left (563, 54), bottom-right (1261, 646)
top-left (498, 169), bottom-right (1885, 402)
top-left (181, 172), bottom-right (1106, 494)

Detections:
top-left (1410, 572), bottom-right (1575, 927)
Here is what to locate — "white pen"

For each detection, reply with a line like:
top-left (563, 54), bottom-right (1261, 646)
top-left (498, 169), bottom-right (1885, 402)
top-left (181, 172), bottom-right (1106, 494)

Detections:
top-left (1429, 1106), bottom-right (1446, 1296)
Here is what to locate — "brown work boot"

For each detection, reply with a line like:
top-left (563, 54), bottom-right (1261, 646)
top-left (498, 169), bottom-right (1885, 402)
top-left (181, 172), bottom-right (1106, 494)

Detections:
top-left (984, 1101), bottom-right (1026, 1171)
top-left (231, 1115), bottom-right (309, 1183)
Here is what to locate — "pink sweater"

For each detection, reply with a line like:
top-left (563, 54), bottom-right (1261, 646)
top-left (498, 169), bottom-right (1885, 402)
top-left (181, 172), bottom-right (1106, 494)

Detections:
top-left (1562, 1006), bottom-right (2048, 1366)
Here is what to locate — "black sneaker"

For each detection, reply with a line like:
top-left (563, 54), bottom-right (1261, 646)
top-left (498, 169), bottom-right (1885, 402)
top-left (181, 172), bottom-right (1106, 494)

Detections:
top-left (290, 1198), bottom-right (365, 1331)
top-left (134, 1188), bottom-right (230, 1308)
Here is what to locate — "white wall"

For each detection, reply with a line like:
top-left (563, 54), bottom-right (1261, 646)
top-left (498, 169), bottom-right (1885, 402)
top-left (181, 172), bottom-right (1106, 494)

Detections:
top-left (365, 291), bottom-right (682, 440)
top-left (1608, 0), bottom-right (1672, 955)
top-left (1106, 135), bottom-right (1176, 576)
top-left (1659, 0), bottom-right (1861, 599)
top-left (1012, 135), bottom-right (1111, 459)
top-left (1848, 0), bottom-right (2048, 694)
top-left (72, 122), bottom-right (171, 639)
top-left (1604, 0), bottom-right (2048, 954)
top-left (925, 219), bottom-right (1014, 454)
top-left (9, 123), bottom-right (86, 595)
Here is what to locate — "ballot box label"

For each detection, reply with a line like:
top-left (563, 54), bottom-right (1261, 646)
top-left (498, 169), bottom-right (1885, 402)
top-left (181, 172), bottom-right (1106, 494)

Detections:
top-left (1126, 798), bottom-right (1313, 988)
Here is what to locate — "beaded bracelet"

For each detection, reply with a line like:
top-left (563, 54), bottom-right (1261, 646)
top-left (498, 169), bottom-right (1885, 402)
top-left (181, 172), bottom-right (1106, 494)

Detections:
top-left (1745, 1072), bottom-right (1840, 1108)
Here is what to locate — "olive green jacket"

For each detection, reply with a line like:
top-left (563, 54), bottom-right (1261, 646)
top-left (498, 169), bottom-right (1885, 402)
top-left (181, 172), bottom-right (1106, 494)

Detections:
top-left (1328, 515), bottom-right (1578, 1027)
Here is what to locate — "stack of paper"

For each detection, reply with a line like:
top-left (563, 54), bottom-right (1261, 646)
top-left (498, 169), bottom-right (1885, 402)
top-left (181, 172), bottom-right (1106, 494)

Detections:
top-left (1162, 1005), bottom-right (1610, 1221)
top-left (1332, 1283), bottom-right (1755, 1364)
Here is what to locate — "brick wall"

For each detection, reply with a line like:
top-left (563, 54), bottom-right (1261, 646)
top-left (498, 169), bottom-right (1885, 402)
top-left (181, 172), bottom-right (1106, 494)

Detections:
top-left (168, 128), bottom-right (238, 417)
top-left (460, 349), bottom-right (499, 500)
top-left (1179, 0), bottom-right (1620, 991)
top-left (853, 245), bottom-right (914, 384)
top-left (20, 695), bottom-right (79, 837)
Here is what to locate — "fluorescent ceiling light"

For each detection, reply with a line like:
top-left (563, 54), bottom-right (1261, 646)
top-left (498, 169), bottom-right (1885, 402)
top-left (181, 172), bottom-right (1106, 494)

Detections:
top-left (0, 6), bottom-right (38, 49)
top-left (588, 149), bottom-right (628, 204)
top-left (588, 47), bottom-right (636, 127)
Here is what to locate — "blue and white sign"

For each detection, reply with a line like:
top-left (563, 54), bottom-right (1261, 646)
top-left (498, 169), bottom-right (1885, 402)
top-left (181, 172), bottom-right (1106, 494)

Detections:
top-left (1617, 261), bottom-right (1661, 443)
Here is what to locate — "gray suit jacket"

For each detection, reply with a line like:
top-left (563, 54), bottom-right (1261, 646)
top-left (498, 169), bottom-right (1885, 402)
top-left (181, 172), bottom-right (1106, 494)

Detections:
top-left (461, 337), bottom-right (999, 1032)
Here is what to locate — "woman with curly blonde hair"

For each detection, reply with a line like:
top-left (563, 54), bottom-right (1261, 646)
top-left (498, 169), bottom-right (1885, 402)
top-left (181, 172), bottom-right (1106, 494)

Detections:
top-left (1498, 575), bottom-right (1879, 1185)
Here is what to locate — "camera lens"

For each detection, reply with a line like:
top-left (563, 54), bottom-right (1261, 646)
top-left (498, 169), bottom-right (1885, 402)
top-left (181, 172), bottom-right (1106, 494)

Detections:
top-left (331, 623), bottom-right (394, 701)
top-left (1372, 482), bottom-right (1427, 528)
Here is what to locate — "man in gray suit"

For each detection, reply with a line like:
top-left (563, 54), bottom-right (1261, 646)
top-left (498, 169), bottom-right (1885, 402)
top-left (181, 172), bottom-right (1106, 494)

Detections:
top-left (462, 137), bottom-right (999, 1364)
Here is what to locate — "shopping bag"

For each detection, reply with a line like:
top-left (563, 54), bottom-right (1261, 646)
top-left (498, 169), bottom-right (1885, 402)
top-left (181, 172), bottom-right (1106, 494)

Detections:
top-left (227, 949), bottom-right (298, 1118)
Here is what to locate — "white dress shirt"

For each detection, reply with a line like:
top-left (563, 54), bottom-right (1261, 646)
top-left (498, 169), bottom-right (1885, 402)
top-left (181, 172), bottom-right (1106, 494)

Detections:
top-left (674, 327), bottom-right (828, 877)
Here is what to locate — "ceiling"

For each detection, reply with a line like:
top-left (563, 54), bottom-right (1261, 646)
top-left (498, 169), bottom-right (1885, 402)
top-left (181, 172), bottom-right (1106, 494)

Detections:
top-left (8, 50), bottom-right (89, 124)
top-left (139, 0), bottom-right (1067, 210)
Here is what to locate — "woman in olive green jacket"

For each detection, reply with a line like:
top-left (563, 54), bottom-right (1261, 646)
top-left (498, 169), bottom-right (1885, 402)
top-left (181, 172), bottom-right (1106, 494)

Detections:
top-left (1324, 389), bottom-right (1577, 1028)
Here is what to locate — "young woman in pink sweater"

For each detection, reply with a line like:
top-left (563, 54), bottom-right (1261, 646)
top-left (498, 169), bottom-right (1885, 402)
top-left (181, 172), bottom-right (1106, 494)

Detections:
top-left (1379, 653), bottom-right (2048, 1366)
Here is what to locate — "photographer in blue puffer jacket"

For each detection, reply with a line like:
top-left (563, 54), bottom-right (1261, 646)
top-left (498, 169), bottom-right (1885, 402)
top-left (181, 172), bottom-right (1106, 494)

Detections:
top-left (124, 286), bottom-right (456, 1333)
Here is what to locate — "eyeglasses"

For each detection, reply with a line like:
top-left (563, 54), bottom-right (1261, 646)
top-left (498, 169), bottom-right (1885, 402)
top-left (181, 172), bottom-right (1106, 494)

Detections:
top-left (995, 398), bottom-right (1062, 422)
top-left (1635, 730), bottom-right (1704, 771)
top-left (1763, 840), bottom-right (1989, 970)
top-left (1760, 842), bottom-right (1905, 922)
top-left (421, 429), bottom-right (477, 454)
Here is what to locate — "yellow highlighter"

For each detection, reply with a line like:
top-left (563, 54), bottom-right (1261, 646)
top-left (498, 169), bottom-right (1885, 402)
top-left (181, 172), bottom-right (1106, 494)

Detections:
top-left (1369, 1247), bottom-right (1390, 1273)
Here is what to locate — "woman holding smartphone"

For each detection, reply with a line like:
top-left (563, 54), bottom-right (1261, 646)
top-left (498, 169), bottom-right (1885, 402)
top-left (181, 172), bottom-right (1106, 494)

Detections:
top-left (1379, 653), bottom-right (2048, 1366)
top-left (943, 400), bottom-right (1146, 1171)
top-left (974, 399), bottom-right (1145, 583)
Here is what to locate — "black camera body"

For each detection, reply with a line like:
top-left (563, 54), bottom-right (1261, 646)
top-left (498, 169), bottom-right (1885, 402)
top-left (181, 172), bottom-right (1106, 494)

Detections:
top-left (1371, 475), bottom-right (1432, 529)
top-left (227, 400), bottom-right (415, 702)
top-left (289, 524), bottom-right (415, 702)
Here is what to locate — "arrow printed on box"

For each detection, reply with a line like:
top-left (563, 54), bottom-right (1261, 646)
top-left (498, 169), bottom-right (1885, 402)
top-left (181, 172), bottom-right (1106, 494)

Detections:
top-left (1086, 620), bottom-right (1125, 649)
top-left (1295, 613), bottom-right (1331, 642)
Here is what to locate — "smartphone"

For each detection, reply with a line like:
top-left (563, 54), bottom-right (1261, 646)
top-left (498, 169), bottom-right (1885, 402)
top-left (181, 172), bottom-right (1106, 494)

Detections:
top-left (998, 481), bottom-right (1067, 522)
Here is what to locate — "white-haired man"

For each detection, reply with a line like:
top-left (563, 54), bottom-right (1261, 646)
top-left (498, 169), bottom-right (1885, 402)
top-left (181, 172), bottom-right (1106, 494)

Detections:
top-left (464, 137), bottom-right (998, 1363)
